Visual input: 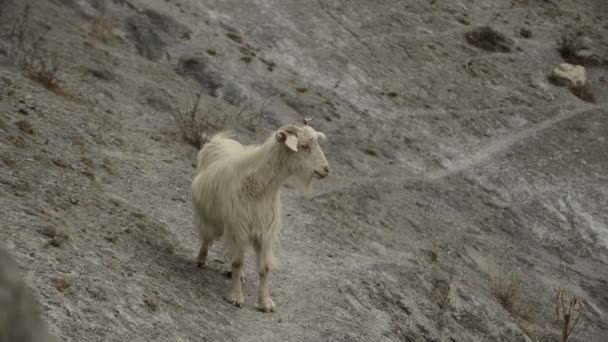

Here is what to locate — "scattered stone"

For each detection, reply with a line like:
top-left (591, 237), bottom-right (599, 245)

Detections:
top-left (42, 227), bottom-right (58, 238)
top-left (15, 120), bottom-right (34, 134)
top-left (54, 276), bottom-right (70, 292)
top-left (143, 297), bottom-right (159, 311)
top-left (83, 167), bottom-right (95, 180)
top-left (456, 16), bottom-right (470, 25)
top-left (88, 68), bottom-right (115, 81)
top-left (519, 27), bottom-right (532, 38)
top-left (549, 63), bottom-right (595, 103)
top-left (180, 31), bottom-right (192, 40)
top-left (104, 235), bottom-right (118, 244)
top-left (51, 158), bottom-right (69, 168)
top-left (226, 32), bottom-right (243, 44)
top-left (69, 196), bottom-right (79, 205)
top-left (550, 63), bottom-right (587, 87)
top-left (465, 26), bottom-right (514, 52)
top-left (43, 227), bottom-right (70, 247)
top-left (10, 135), bottom-right (26, 148)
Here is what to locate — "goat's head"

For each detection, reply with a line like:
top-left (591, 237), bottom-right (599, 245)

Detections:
top-left (275, 121), bottom-right (330, 193)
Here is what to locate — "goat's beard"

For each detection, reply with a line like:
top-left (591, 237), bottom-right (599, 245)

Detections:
top-left (291, 172), bottom-right (314, 199)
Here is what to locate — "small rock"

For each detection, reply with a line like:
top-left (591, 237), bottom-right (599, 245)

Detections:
top-left (43, 226), bottom-right (70, 247)
top-left (51, 158), bottom-right (69, 168)
top-left (69, 196), bottom-right (79, 205)
top-left (42, 226), bottom-right (58, 238)
top-left (143, 297), bottom-right (159, 311)
top-left (15, 120), bottom-right (33, 134)
top-left (456, 16), bottom-right (470, 25)
top-left (574, 49), bottom-right (594, 61)
top-left (55, 276), bottom-right (71, 292)
top-left (11, 136), bottom-right (26, 148)
top-left (550, 63), bottom-right (587, 87)
top-left (104, 235), bottom-right (118, 244)
top-left (83, 167), bottom-right (95, 180)
top-left (88, 68), bottom-right (115, 81)
top-left (519, 27), bottom-right (532, 38)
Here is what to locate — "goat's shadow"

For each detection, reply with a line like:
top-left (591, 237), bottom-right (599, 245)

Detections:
top-left (121, 225), bottom-right (232, 305)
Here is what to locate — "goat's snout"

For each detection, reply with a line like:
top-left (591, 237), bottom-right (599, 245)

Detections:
top-left (315, 166), bottom-right (330, 179)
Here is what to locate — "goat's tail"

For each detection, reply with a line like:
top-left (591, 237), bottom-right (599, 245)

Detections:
top-left (195, 130), bottom-right (237, 172)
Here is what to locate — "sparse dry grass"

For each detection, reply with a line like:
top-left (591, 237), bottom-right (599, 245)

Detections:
top-left (90, 0), bottom-right (112, 42)
top-left (557, 28), bottom-right (589, 64)
top-left (6, 4), bottom-right (61, 89)
top-left (555, 26), bottom-right (605, 66)
top-left (172, 91), bottom-right (275, 149)
top-left (555, 289), bottom-right (585, 342)
top-left (22, 49), bottom-right (61, 88)
top-left (491, 271), bottom-right (524, 316)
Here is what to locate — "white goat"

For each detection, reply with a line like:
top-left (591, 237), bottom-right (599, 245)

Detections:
top-left (191, 119), bottom-right (330, 312)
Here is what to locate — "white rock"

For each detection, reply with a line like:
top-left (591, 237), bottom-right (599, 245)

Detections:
top-left (552, 63), bottom-right (587, 87)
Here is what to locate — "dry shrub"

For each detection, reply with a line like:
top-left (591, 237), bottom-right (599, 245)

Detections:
top-left (172, 91), bottom-right (276, 149)
top-left (557, 29), bottom-right (588, 63)
top-left (555, 289), bottom-right (585, 342)
top-left (90, 0), bottom-right (112, 42)
top-left (556, 27), bottom-right (604, 66)
top-left (492, 271), bottom-right (525, 316)
top-left (465, 26), bottom-right (514, 53)
top-left (22, 48), bottom-right (60, 88)
top-left (5, 4), bottom-right (61, 88)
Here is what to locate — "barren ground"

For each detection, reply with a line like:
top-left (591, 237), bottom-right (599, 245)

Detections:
top-left (1, 0), bottom-right (607, 341)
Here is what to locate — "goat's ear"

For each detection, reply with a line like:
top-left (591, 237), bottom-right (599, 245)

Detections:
top-left (275, 130), bottom-right (299, 152)
top-left (316, 132), bottom-right (327, 141)
top-left (285, 135), bottom-right (299, 152)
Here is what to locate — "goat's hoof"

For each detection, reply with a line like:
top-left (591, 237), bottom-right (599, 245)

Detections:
top-left (229, 294), bottom-right (245, 308)
top-left (196, 262), bottom-right (204, 268)
top-left (257, 298), bottom-right (276, 313)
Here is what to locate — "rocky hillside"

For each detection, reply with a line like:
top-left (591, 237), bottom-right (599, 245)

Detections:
top-left (1, 0), bottom-right (607, 341)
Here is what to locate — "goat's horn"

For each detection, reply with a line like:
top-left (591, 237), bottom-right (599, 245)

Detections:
top-left (302, 115), bottom-right (317, 125)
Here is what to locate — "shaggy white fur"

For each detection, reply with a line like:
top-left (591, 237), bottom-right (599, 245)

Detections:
top-left (191, 122), bottom-right (329, 312)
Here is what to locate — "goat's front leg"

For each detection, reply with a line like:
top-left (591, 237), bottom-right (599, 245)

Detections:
top-left (228, 248), bottom-right (245, 307)
top-left (254, 240), bottom-right (275, 312)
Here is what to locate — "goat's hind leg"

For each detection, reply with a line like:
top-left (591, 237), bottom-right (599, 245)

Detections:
top-left (195, 218), bottom-right (217, 268)
top-left (196, 236), bottom-right (212, 268)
